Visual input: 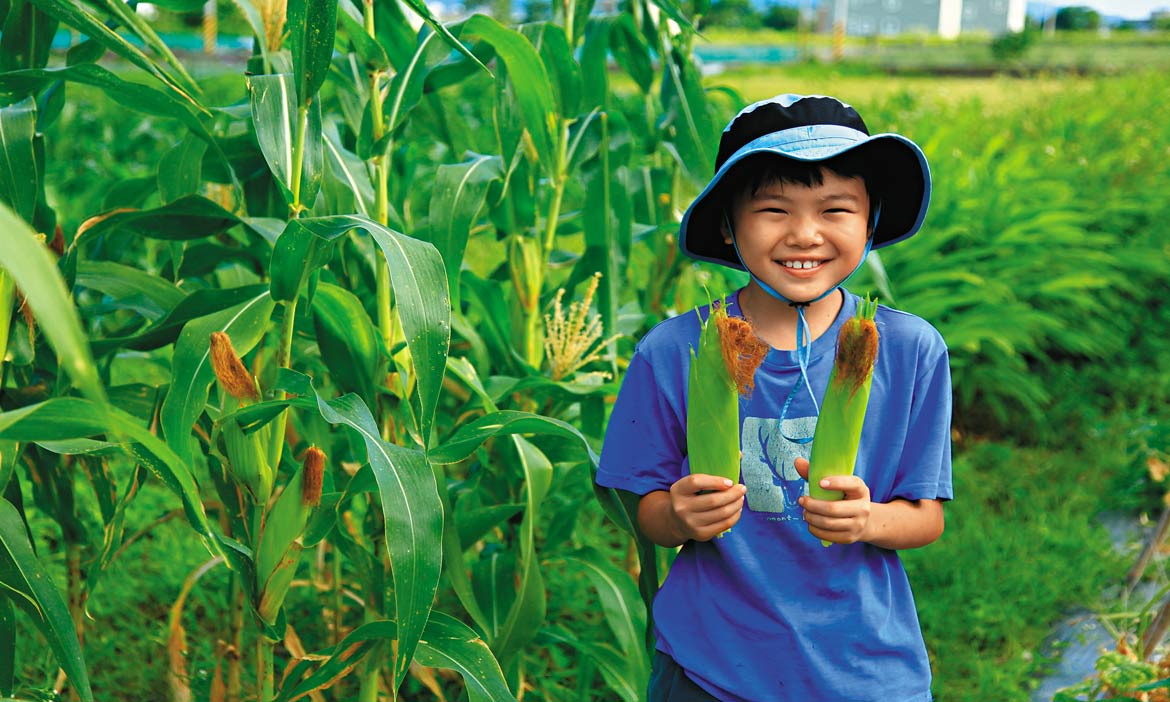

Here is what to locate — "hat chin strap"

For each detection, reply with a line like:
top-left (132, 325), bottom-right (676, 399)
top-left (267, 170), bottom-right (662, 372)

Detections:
top-left (723, 203), bottom-right (880, 444)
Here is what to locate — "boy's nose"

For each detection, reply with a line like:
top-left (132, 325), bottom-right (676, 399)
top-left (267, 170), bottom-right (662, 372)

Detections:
top-left (784, 217), bottom-right (824, 247)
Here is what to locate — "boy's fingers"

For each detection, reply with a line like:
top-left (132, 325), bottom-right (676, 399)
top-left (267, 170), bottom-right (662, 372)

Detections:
top-left (690, 485), bottom-right (747, 512)
top-left (679, 473), bottom-right (740, 493)
top-left (814, 476), bottom-right (869, 501)
top-left (794, 457), bottom-right (810, 481)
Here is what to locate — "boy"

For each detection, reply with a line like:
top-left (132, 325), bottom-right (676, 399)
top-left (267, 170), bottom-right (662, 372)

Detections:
top-left (596, 94), bottom-right (952, 702)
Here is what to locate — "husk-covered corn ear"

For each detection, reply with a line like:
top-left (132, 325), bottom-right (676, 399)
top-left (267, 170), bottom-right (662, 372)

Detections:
top-left (808, 296), bottom-right (880, 545)
top-left (687, 299), bottom-right (768, 483)
top-left (254, 446), bottom-right (325, 624)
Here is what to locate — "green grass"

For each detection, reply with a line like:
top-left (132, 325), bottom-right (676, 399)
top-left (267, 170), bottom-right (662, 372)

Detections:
top-left (906, 441), bottom-right (1122, 702)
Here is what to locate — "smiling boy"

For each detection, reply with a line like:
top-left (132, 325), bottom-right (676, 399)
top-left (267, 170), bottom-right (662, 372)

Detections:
top-left (596, 95), bottom-right (953, 701)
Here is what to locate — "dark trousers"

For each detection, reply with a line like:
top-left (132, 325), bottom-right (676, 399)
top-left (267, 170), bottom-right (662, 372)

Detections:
top-left (648, 650), bottom-right (721, 702)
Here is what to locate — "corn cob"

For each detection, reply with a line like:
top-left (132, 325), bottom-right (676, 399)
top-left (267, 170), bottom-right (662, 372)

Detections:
top-left (687, 299), bottom-right (768, 484)
top-left (808, 296), bottom-right (880, 545)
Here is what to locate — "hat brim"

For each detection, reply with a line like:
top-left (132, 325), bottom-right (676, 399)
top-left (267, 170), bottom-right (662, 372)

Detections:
top-left (679, 125), bottom-right (932, 270)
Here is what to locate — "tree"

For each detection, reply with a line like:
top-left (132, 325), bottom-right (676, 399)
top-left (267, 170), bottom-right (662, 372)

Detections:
top-left (703, 0), bottom-right (763, 29)
top-left (1054, 5), bottom-right (1101, 30)
top-left (762, 4), bottom-right (799, 31)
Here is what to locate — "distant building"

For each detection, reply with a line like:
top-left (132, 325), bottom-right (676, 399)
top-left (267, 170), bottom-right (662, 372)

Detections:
top-left (827, 0), bottom-right (1026, 38)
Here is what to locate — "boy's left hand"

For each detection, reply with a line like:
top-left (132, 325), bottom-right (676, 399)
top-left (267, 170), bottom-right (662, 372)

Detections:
top-left (793, 457), bottom-right (871, 545)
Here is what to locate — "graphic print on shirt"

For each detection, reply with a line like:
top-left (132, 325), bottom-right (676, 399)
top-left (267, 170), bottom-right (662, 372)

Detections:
top-left (740, 416), bottom-right (816, 521)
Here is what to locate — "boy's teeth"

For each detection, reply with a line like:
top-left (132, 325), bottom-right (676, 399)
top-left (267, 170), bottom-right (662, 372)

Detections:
top-left (781, 260), bottom-right (821, 270)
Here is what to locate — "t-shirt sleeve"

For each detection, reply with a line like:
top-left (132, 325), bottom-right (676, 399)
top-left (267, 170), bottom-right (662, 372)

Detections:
top-left (890, 342), bottom-right (954, 502)
top-left (595, 349), bottom-right (687, 496)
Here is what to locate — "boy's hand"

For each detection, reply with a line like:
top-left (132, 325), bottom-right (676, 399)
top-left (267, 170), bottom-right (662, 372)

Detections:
top-left (794, 457), bottom-right (872, 545)
top-left (668, 474), bottom-right (748, 542)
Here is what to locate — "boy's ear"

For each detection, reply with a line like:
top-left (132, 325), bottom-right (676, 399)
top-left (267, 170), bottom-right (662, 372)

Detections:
top-left (720, 211), bottom-right (733, 245)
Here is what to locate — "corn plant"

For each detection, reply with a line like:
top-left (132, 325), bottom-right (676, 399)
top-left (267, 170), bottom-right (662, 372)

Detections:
top-left (0, 0), bottom-right (735, 694)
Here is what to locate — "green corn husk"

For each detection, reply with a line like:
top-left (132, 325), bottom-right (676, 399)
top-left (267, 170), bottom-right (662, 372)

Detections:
top-left (808, 296), bottom-right (881, 546)
top-left (687, 300), bottom-right (767, 484)
top-left (221, 417), bottom-right (274, 505)
top-left (0, 268), bottom-right (14, 371)
top-left (254, 446), bottom-right (324, 624)
top-left (687, 301), bottom-right (739, 483)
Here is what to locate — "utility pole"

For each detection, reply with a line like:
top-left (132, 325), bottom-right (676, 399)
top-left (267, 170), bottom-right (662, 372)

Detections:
top-left (832, 0), bottom-right (848, 61)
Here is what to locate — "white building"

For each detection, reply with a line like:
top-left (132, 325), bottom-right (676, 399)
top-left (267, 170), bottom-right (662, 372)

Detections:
top-left (831, 0), bottom-right (1026, 38)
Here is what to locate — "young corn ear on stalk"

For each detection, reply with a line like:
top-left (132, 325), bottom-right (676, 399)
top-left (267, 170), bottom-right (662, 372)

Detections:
top-left (808, 297), bottom-right (880, 545)
top-left (0, 268), bottom-right (14, 371)
top-left (255, 446), bottom-right (325, 624)
top-left (687, 300), bottom-right (768, 484)
top-left (210, 332), bottom-right (273, 504)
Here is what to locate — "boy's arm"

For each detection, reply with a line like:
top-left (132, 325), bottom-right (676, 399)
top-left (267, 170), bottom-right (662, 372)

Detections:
top-left (638, 475), bottom-right (748, 547)
top-left (795, 457), bottom-right (945, 550)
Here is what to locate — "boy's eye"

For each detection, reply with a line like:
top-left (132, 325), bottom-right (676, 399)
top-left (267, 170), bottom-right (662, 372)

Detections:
top-left (759, 207), bottom-right (787, 214)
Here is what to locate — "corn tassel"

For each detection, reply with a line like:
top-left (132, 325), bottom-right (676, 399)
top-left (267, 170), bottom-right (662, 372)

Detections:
top-left (687, 300), bottom-right (768, 484)
top-left (808, 296), bottom-right (880, 546)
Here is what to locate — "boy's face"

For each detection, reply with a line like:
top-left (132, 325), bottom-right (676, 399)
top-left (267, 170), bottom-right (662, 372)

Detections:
top-left (723, 169), bottom-right (871, 304)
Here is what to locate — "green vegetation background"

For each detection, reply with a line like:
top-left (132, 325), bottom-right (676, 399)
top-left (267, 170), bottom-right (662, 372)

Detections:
top-left (9, 24), bottom-right (1170, 702)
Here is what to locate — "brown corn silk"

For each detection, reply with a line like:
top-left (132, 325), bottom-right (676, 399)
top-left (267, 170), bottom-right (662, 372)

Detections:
top-left (301, 447), bottom-right (325, 507)
top-left (714, 305), bottom-right (769, 397)
top-left (832, 314), bottom-right (879, 398)
top-left (210, 331), bottom-right (259, 402)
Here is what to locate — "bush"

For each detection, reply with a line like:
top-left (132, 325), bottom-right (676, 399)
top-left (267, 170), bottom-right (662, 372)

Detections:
top-left (703, 0), bottom-right (762, 29)
top-left (990, 30), bottom-right (1034, 62)
top-left (762, 4), bottom-right (799, 31)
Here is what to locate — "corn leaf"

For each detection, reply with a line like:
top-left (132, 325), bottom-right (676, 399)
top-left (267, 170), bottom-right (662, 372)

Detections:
top-left (0, 499), bottom-right (93, 702)
top-left (459, 15), bottom-right (557, 176)
top-left (322, 121), bottom-right (374, 216)
top-left (0, 398), bottom-right (223, 562)
top-left (395, 0), bottom-right (487, 73)
top-left (286, 0), bottom-right (337, 106)
top-left (90, 284), bottom-right (270, 356)
top-left (559, 549), bottom-right (649, 693)
top-left (311, 282), bottom-right (382, 410)
top-left (426, 154), bottom-right (502, 310)
top-left (75, 260), bottom-right (186, 320)
top-left (68, 195), bottom-right (240, 251)
top-left (25, 0), bottom-right (198, 107)
top-left (538, 626), bottom-right (639, 702)
top-left (275, 215), bottom-right (449, 447)
top-left (158, 134), bottom-right (208, 204)
top-left (248, 73), bottom-right (324, 209)
top-left (86, 0), bottom-right (201, 97)
top-left (160, 290), bottom-right (276, 465)
top-left (414, 611), bottom-right (516, 702)
top-left (0, 0), bottom-right (58, 71)
top-left (275, 615), bottom-right (515, 702)
top-left (491, 436), bottom-right (551, 669)
top-left (0, 202), bottom-right (105, 403)
top-left (0, 98), bottom-right (38, 223)
top-left (659, 47), bottom-right (717, 186)
top-left (0, 596), bottom-right (13, 695)
top-left (383, 29), bottom-right (447, 138)
top-left (429, 410), bottom-right (599, 466)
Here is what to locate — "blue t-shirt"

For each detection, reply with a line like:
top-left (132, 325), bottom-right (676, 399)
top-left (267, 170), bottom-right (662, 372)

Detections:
top-left (596, 288), bottom-right (953, 702)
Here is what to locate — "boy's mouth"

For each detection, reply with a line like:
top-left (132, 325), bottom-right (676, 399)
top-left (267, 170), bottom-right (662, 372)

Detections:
top-left (778, 259), bottom-right (825, 271)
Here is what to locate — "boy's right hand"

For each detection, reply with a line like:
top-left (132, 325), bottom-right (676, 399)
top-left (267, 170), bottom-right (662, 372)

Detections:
top-left (668, 474), bottom-right (748, 542)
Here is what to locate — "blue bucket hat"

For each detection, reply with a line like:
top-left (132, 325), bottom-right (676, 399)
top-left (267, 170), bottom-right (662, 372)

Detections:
top-left (679, 94), bottom-right (932, 272)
